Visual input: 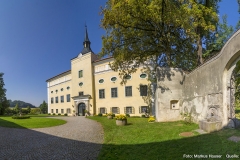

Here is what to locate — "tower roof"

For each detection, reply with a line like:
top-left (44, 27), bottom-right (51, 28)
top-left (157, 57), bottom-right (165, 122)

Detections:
top-left (80, 25), bottom-right (93, 55)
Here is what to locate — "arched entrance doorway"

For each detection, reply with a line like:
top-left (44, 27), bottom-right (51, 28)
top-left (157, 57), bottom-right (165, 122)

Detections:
top-left (78, 103), bottom-right (86, 116)
top-left (225, 58), bottom-right (240, 128)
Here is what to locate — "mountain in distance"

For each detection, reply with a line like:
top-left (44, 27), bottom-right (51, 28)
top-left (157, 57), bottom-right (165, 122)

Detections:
top-left (8, 100), bottom-right (36, 108)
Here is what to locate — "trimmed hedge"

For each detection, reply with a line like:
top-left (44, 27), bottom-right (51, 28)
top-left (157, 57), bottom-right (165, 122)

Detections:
top-left (12, 116), bottom-right (30, 119)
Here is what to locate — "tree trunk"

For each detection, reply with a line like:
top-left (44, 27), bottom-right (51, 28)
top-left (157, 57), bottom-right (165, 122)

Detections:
top-left (197, 36), bottom-right (203, 65)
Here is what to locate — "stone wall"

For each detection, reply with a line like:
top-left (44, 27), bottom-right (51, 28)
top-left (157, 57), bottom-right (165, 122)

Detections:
top-left (155, 67), bottom-right (184, 122)
top-left (155, 29), bottom-right (240, 128)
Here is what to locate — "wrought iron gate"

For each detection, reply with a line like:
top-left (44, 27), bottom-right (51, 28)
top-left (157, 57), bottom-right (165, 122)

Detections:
top-left (229, 73), bottom-right (236, 119)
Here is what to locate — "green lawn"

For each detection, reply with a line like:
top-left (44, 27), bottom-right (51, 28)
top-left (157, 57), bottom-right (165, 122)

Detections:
top-left (88, 116), bottom-right (240, 160)
top-left (0, 116), bottom-right (66, 128)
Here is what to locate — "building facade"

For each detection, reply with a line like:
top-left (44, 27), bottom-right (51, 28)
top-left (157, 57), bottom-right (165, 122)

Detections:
top-left (46, 28), bottom-right (150, 116)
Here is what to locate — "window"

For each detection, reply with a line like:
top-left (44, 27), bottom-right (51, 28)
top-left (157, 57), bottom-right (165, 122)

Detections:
top-left (61, 88), bottom-right (63, 91)
top-left (61, 109), bottom-right (64, 114)
top-left (125, 106), bottom-right (133, 114)
top-left (111, 107), bottom-right (119, 114)
top-left (111, 77), bottom-right (117, 82)
top-left (56, 109), bottom-right (58, 113)
top-left (124, 75), bottom-right (131, 80)
top-left (67, 108), bottom-right (71, 113)
top-left (140, 73), bottom-right (147, 78)
top-left (79, 92), bottom-right (84, 96)
top-left (67, 94), bottom-right (70, 102)
top-left (61, 95), bottom-right (64, 103)
top-left (99, 89), bottom-right (105, 99)
top-left (51, 109), bottom-right (53, 113)
top-left (99, 107), bottom-right (106, 114)
top-left (51, 91), bottom-right (53, 93)
top-left (67, 86), bottom-right (70, 90)
top-left (56, 90), bottom-right (58, 93)
top-left (79, 82), bottom-right (83, 86)
top-left (99, 79), bottom-right (104, 83)
top-left (79, 70), bottom-right (83, 78)
top-left (55, 97), bottom-right (58, 103)
top-left (140, 85), bottom-right (148, 96)
top-left (111, 88), bottom-right (118, 98)
top-left (51, 98), bottom-right (54, 104)
top-left (125, 86), bottom-right (132, 97)
top-left (140, 106), bottom-right (149, 113)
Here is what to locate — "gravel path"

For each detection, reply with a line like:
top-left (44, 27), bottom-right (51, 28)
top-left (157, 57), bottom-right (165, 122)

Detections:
top-left (0, 116), bottom-right (104, 160)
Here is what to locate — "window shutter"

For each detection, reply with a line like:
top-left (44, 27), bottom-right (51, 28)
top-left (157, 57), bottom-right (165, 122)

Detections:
top-left (110, 107), bottom-right (112, 113)
top-left (139, 106), bottom-right (141, 113)
top-left (98, 108), bottom-right (100, 114)
top-left (118, 107), bottom-right (120, 114)
top-left (124, 107), bottom-right (126, 114)
top-left (105, 107), bottom-right (107, 114)
top-left (132, 107), bottom-right (135, 114)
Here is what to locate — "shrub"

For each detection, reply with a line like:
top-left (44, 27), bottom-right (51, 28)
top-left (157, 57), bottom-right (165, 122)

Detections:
top-left (125, 114), bottom-right (130, 117)
top-left (48, 113), bottom-right (51, 115)
top-left (148, 116), bottom-right (155, 122)
top-left (98, 113), bottom-right (102, 116)
top-left (115, 114), bottom-right (127, 120)
top-left (64, 113), bottom-right (67, 116)
top-left (21, 109), bottom-right (29, 114)
top-left (130, 116), bottom-right (141, 118)
top-left (30, 108), bottom-right (41, 114)
top-left (12, 116), bottom-right (30, 119)
top-left (107, 112), bottom-right (113, 116)
top-left (52, 113), bottom-right (56, 115)
top-left (102, 114), bottom-right (107, 117)
top-left (141, 115), bottom-right (145, 118)
top-left (181, 112), bottom-right (192, 124)
top-left (58, 113), bottom-right (61, 116)
top-left (236, 112), bottom-right (240, 119)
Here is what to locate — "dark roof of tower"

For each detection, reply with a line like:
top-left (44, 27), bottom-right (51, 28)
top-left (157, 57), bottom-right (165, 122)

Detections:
top-left (84, 26), bottom-right (90, 42)
top-left (81, 25), bottom-right (93, 54)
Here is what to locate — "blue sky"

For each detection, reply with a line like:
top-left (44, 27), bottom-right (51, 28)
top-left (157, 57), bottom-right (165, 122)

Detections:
top-left (0, 0), bottom-right (239, 107)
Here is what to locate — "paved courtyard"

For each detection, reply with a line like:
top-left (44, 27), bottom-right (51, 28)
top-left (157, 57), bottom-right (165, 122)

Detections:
top-left (0, 117), bottom-right (104, 160)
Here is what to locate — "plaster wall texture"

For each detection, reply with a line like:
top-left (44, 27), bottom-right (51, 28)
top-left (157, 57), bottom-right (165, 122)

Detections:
top-left (156, 29), bottom-right (240, 127)
top-left (71, 53), bottom-right (96, 114)
top-left (47, 71), bottom-right (72, 115)
top-left (155, 68), bottom-right (184, 122)
top-left (47, 52), bottom-right (150, 116)
top-left (94, 59), bottom-right (150, 115)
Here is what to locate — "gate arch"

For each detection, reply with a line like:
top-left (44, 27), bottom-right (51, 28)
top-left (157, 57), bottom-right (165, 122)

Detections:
top-left (78, 102), bottom-right (86, 116)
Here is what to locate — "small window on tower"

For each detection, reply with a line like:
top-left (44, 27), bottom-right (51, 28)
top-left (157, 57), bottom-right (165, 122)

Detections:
top-left (79, 70), bottom-right (83, 78)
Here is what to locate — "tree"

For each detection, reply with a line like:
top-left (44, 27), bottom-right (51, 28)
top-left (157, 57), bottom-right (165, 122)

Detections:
top-left (194, 0), bottom-right (221, 64)
top-left (14, 103), bottom-right (20, 114)
top-left (100, 0), bottom-right (218, 84)
top-left (27, 106), bottom-right (31, 114)
top-left (39, 101), bottom-right (48, 114)
top-left (203, 15), bottom-right (234, 59)
top-left (0, 73), bottom-right (9, 115)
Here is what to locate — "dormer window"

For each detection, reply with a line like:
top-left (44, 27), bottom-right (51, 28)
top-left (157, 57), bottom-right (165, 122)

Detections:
top-left (124, 75), bottom-right (131, 80)
top-left (99, 79), bottom-right (104, 84)
top-left (140, 73), bottom-right (147, 79)
top-left (111, 77), bottom-right (117, 82)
